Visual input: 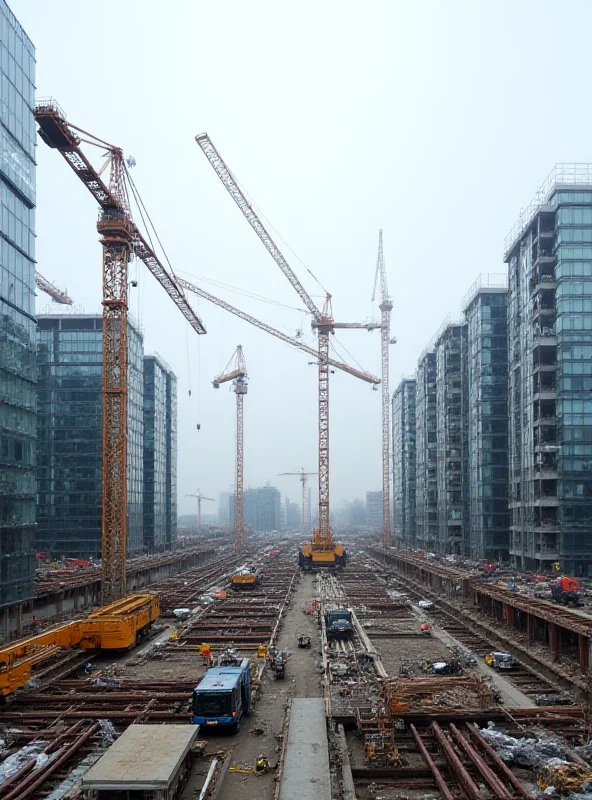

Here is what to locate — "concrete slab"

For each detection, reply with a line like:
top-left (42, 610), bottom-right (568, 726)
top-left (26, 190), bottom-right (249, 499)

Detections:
top-left (82, 724), bottom-right (198, 791)
top-left (279, 698), bottom-right (330, 800)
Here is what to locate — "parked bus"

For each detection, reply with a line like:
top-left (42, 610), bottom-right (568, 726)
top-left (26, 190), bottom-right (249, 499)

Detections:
top-left (191, 658), bottom-right (252, 732)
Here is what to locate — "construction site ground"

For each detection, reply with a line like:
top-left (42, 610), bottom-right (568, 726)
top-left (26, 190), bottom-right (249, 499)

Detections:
top-left (183, 572), bottom-right (322, 800)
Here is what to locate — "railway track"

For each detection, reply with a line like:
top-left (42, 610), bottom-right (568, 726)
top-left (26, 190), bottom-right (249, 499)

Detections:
top-left (377, 560), bottom-right (569, 701)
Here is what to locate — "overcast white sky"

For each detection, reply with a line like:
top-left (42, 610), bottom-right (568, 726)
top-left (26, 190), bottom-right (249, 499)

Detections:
top-left (12, 0), bottom-right (592, 515)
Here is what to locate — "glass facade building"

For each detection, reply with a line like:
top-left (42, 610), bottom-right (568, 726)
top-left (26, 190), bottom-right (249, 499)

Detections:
top-left (365, 490), bottom-right (382, 529)
top-left (435, 321), bottom-right (469, 555)
top-left (143, 355), bottom-right (177, 552)
top-left (505, 166), bottom-right (592, 574)
top-left (36, 314), bottom-right (144, 559)
top-left (464, 279), bottom-right (510, 561)
top-left (392, 378), bottom-right (416, 544)
top-left (415, 351), bottom-right (438, 550)
top-left (0, 1), bottom-right (36, 604)
top-left (243, 485), bottom-right (281, 532)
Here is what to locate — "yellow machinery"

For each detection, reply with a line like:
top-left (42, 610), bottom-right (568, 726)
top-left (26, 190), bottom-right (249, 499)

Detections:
top-left (299, 529), bottom-right (346, 571)
top-left (230, 568), bottom-right (262, 590)
top-left (0, 593), bottom-right (159, 696)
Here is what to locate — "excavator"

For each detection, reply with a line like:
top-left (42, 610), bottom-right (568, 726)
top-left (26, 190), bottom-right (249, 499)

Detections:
top-left (0, 593), bottom-right (159, 697)
top-left (299, 528), bottom-right (346, 571)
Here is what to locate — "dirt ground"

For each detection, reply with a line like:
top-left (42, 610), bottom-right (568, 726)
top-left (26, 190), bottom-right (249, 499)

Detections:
top-left (182, 571), bottom-right (322, 800)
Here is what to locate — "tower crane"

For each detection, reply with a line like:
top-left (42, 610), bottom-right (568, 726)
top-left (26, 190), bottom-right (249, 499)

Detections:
top-left (185, 490), bottom-right (215, 535)
top-left (195, 133), bottom-right (380, 554)
top-left (35, 272), bottom-right (73, 304)
top-left (372, 230), bottom-right (394, 547)
top-left (35, 100), bottom-right (206, 604)
top-left (278, 469), bottom-right (317, 538)
top-left (213, 346), bottom-right (248, 549)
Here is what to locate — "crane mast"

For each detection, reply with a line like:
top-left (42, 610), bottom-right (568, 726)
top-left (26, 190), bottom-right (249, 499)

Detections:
top-left (372, 230), bottom-right (393, 547)
top-left (35, 100), bottom-right (206, 604)
top-left (185, 490), bottom-right (214, 534)
top-left (196, 134), bottom-right (379, 548)
top-left (214, 346), bottom-right (248, 549)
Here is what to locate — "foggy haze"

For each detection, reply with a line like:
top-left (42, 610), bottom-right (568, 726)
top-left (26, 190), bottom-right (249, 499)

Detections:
top-left (12, 0), bottom-right (592, 516)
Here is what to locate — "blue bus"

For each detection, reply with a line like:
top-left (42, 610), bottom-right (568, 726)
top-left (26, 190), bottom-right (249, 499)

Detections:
top-left (192, 658), bottom-right (252, 732)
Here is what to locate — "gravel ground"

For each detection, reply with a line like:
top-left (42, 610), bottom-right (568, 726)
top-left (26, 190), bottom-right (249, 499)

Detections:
top-left (183, 571), bottom-right (323, 800)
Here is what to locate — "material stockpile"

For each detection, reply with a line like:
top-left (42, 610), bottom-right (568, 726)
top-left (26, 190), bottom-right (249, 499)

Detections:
top-left (382, 674), bottom-right (495, 713)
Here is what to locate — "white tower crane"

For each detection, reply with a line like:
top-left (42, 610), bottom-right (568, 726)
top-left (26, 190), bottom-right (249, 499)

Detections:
top-left (35, 272), bottom-right (73, 305)
top-left (195, 134), bottom-right (380, 548)
top-left (185, 490), bottom-right (214, 535)
top-left (278, 469), bottom-right (318, 538)
top-left (213, 346), bottom-right (248, 549)
top-left (372, 230), bottom-right (394, 547)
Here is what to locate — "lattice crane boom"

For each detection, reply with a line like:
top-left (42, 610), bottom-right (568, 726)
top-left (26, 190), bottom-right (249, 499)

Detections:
top-left (278, 470), bottom-right (318, 537)
top-left (185, 490), bottom-right (214, 534)
top-left (35, 99), bottom-right (206, 604)
top-left (373, 230), bottom-right (393, 547)
top-left (35, 272), bottom-right (73, 305)
top-left (195, 135), bottom-right (383, 546)
top-left (196, 134), bottom-right (321, 321)
top-left (178, 276), bottom-right (379, 385)
top-left (214, 346), bottom-right (248, 549)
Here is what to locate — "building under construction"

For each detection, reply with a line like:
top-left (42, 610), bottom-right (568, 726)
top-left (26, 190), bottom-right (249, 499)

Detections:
top-left (392, 378), bottom-right (416, 543)
top-left (414, 350), bottom-right (438, 550)
top-left (506, 166), bottom-right (592, 575)
top-left (244, 484), bottom-right (281, 532)
top-left (464, 277), bottom-right (510, 562)
top-left (435, 320), bottom-right (468, 556)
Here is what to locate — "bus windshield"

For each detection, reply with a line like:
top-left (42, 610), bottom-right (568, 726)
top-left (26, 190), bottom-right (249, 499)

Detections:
top-left (193, 691), bottom-right (233, 717)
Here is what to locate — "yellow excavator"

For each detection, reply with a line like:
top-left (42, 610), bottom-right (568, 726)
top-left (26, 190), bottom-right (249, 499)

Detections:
top-left (299, 528), bottom-right (346, 571)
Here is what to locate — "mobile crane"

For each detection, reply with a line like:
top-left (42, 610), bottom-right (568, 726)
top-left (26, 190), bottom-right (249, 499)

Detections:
top-left (195, 134), bottom-right (380, 570)
top-left (35, 100), bottom-right (206, 604)
top-left (213, 346), bottom-right (248, 548)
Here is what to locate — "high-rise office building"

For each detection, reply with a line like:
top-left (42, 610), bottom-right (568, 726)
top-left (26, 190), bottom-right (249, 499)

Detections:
top-left (464, 276), bottom-right (510, 562)
top-left (415, 350), bottom-right (438, 550)
top-left (435, 320), bottom-right (468, 555)
top-left (243, 485), bottom-right (281, 532)
top-left (505, 166), bottom-right (592, 575)
top-left (0, 2), bottom-right (36, 604)
top-left (365, 491), bottom-right (382, 529)
top-left (284, 497), bottom-right (300, 530)
top-left (392, 378), bottom-right (416, 544)
top-left (36, 314), bottom-right (144, 558)
top-left (143, 355), bottom-right (177, 552)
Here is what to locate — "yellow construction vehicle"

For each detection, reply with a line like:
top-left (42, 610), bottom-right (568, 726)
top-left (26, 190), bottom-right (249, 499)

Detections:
top-left (230, 568), bottom-right (262, 590)
top-left (0, 593), bottom-right (160, 696)
top-left (299, 528), bottom-right (346, 571)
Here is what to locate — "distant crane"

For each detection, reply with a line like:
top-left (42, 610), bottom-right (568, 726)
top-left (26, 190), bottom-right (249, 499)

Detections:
top-left (185, 490), bottom-right (215, 535)
top-left (213, 346), bottom-right (248, 549)
top-left (371, 230), bottom-right (394, 547)
top-left (195, 133), bottom-right (380, 545)
top-left (278, 469), bottom-right (318, 538)
top-left (35, 272), bottom-right (72, 305)
top-left (35, 100), bottom-right (206, 604)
